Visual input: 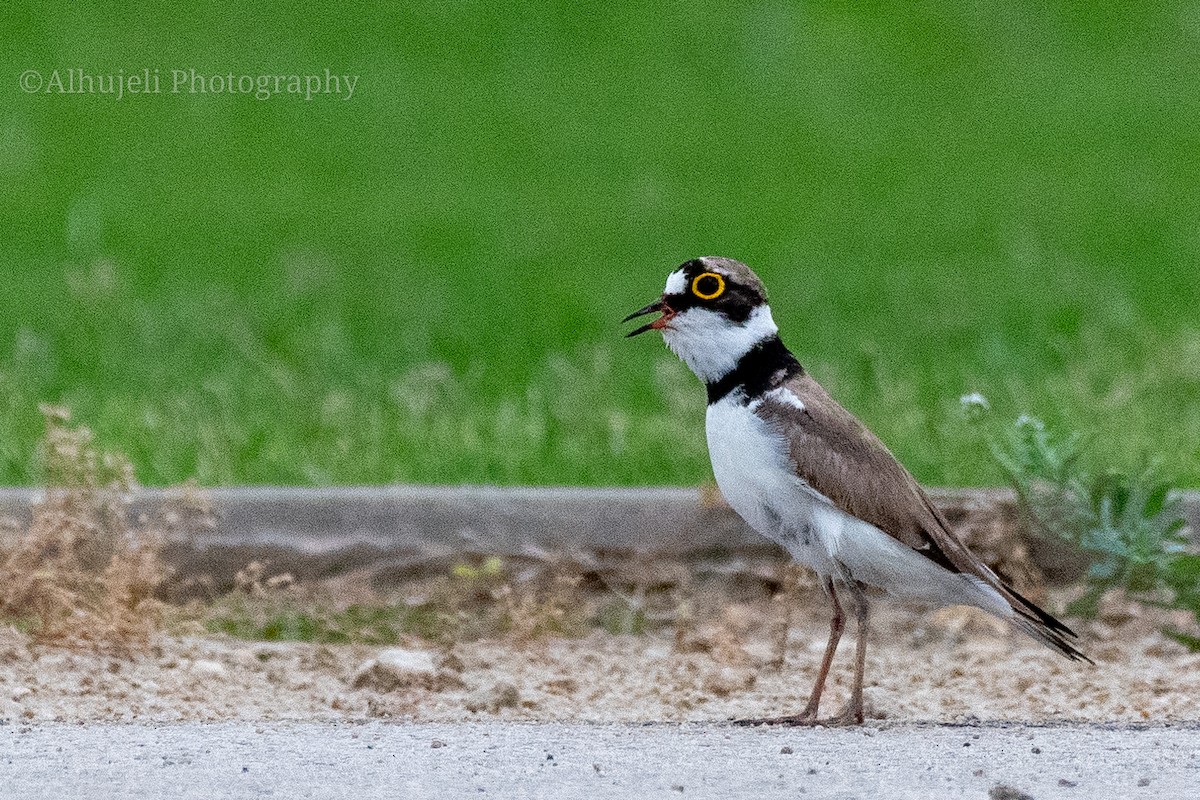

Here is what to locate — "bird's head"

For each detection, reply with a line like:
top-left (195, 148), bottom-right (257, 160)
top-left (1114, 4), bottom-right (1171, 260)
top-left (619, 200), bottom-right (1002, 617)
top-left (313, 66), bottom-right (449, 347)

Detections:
top-left (623, 256), bottom-right (779, 382)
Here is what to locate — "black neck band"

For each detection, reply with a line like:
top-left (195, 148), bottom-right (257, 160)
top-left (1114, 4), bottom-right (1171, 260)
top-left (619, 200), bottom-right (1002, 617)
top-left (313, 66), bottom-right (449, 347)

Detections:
top-left (705, 336), bottom-right (803, 404)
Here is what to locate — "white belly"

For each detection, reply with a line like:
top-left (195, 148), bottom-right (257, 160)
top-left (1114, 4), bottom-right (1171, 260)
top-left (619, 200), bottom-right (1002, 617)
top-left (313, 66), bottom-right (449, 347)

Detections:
top-left (704, 395), bottom-right (1010, 612)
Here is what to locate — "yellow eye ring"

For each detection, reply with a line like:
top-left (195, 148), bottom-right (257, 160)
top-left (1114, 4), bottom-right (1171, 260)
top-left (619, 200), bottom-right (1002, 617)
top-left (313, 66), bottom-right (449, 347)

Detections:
top-left (691, 272), bottom-right (725, 300)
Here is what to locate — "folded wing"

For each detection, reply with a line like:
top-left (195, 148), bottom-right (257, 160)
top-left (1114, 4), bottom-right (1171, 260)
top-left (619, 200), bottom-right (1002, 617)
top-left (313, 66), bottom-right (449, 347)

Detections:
top-left (755, 373), bottom-right (1089, 663)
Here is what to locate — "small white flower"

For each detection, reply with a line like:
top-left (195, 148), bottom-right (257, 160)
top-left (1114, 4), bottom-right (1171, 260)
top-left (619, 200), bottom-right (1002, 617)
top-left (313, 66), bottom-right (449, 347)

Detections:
top-left (1015, 414), bottom-right (1044, 431)
top-left (959, 392), bottom-right (990, 411)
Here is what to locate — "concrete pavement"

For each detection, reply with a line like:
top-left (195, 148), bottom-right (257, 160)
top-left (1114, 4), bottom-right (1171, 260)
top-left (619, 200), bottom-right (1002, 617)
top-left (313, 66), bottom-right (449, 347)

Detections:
top-left (3, 720), bottom-right (1197, 799)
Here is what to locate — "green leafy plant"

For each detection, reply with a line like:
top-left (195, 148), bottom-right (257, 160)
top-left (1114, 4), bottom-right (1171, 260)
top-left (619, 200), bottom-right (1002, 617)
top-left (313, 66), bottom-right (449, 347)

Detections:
top-left (963, 398), bottom-right (1198, 645)
top-left (1163, 554), bottom-right (1200, 649)
top-left (1070, 473), bottom-right (1189, 617)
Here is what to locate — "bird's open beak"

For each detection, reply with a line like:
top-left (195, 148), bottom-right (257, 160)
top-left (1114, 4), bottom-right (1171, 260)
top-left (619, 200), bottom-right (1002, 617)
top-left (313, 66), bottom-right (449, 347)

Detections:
top-left (623, 299), bottom-right (676, 337)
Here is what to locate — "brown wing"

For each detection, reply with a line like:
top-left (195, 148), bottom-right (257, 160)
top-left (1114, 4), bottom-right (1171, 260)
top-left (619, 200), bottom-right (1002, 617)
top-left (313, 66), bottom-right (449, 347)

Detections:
top-left (755, 373), bottom-right (991, 580)
top-left (755, 373), bottom-right (1086, 659)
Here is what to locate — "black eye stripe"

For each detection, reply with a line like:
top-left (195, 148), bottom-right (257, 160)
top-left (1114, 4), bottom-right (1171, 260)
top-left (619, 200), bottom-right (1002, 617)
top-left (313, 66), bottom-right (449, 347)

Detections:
top-left (669, 260), bottom-right (766, 323)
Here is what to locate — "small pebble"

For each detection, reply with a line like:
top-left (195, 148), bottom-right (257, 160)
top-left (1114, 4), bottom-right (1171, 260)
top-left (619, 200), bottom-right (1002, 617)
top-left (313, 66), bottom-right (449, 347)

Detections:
top-left (431, 739), bottom-right (446, 749)
top-left (1138, 778), bottom-right (1151, 787)
top-left (989, 785), bottom-right (1034, 800)
top-left (464, 682), bottom-right (522, 714)
top-left (1058, 779), bottom-right (1078, 787)
top-left (780, 746), bottom-right (793, 755)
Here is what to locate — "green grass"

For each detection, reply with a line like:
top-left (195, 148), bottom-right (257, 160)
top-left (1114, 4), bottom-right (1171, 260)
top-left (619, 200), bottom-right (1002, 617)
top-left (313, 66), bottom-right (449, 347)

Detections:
top-left (2, 2), bottom-right (1198, 487)
top-left (205, 603), bottom-right (443, 645)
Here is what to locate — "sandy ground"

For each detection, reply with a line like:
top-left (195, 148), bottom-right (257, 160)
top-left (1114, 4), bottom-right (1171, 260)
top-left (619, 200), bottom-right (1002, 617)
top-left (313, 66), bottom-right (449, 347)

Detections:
top-left (2, 590), bottom-right (1197, 726)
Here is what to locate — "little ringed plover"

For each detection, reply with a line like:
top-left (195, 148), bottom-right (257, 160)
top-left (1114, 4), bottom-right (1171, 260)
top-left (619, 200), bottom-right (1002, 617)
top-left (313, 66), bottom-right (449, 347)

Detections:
top-left (624, 256), bottom-right (1090, 726)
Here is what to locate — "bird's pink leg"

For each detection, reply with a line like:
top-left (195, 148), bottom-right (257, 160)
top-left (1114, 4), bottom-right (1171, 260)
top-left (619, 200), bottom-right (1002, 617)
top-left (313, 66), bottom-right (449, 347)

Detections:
top-left (733, 577), bottom-right (843, 726)
top-left (821, 582), bottom-right (869, 726)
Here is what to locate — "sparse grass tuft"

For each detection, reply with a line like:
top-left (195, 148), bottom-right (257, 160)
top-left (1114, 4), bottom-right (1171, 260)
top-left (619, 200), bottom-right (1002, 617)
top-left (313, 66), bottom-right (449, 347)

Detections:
top-left (0, 406), bottom-right (208, 650)
top-left (201, 551), bottom-right (701, 646)
top-left (200, 561), bottom-right (435, 644)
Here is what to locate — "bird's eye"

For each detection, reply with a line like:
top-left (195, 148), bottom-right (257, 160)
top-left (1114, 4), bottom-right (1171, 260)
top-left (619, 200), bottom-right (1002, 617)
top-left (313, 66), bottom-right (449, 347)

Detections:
top-left (691, 272), bottom-right (725, 300)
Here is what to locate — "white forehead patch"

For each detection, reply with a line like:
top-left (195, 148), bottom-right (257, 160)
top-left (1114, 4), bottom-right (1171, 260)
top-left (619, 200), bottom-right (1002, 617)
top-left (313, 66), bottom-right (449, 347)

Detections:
top-left (663, 269), bottom-right (687, 295)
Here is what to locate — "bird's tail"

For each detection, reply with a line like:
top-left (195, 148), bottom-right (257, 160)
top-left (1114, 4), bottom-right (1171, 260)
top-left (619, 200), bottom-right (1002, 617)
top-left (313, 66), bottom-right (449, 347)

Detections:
top-left (1004, 584), bottom-right (1093, 664)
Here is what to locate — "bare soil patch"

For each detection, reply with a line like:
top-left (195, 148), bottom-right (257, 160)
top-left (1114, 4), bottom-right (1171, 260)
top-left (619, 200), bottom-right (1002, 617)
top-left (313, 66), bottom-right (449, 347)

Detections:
top-left (2, 584), bottom-right (1195, 725)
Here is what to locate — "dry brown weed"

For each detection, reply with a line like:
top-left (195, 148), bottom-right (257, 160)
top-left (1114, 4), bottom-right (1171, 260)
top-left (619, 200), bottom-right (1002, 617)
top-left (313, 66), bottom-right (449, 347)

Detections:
top-left (0, 405), bottom-right (210, 651)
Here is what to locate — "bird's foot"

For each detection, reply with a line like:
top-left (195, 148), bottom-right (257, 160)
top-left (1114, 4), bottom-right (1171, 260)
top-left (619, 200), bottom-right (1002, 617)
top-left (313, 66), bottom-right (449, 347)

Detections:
top-left (731, 707), bottom-right (819, 727)
top-left (816, 702), bottom-right (864, 727)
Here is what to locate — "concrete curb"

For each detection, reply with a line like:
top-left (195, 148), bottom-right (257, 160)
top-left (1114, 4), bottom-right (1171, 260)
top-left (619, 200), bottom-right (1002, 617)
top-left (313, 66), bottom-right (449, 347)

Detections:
top-left (1, 486), bottom-right (1196, 585)
top-left (1, 485), bottom-right (756, 551)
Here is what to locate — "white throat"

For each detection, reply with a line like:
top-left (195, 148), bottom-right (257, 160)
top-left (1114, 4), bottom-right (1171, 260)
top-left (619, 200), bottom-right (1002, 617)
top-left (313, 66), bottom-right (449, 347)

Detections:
top-left (662, 303), bottom-right (779, 383)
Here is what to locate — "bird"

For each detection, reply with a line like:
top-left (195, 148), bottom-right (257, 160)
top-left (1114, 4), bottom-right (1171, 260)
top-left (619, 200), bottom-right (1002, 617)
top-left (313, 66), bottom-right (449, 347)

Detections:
top-left (624, 256), bottom-right (1090, 726)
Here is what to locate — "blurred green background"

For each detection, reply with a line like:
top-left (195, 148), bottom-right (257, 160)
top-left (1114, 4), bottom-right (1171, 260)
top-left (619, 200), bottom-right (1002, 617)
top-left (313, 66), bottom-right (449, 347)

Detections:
top-left (2, 1), bottom-right (1197, 487)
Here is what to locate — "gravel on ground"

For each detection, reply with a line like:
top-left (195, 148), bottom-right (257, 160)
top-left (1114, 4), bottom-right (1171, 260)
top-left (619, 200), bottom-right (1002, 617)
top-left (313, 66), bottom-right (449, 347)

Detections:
top-left (1, 589), bottom-right (1196, 726)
